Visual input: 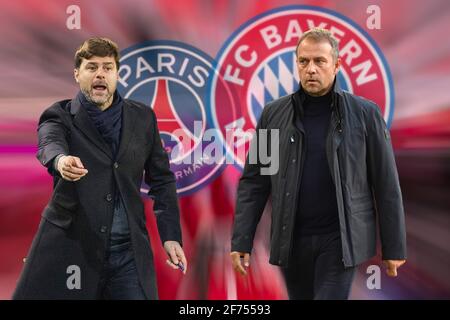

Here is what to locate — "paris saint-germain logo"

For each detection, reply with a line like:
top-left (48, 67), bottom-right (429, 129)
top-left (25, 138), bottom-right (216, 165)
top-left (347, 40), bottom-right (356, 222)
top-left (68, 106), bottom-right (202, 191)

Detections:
top-left (118, 41), bottom-right (224, 196)
top-left (210, 5), bottom-right (395, 169)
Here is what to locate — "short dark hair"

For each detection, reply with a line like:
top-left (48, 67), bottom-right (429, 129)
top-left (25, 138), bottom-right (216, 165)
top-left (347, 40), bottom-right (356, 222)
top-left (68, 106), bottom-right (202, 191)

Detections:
top-left (74, 37), bottom-right (120, 69)
top-left (295, 28), bottom-right (339, 61)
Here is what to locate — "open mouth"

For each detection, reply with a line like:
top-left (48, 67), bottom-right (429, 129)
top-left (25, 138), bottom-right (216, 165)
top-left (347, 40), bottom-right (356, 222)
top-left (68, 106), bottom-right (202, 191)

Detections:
top-left (92, 84), bottom-right (107, 92)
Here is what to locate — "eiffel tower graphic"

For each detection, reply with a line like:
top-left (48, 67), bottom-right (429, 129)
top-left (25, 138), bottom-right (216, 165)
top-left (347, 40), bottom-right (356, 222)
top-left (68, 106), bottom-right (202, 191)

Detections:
top-left (151, 79), bottom-right (200, 162)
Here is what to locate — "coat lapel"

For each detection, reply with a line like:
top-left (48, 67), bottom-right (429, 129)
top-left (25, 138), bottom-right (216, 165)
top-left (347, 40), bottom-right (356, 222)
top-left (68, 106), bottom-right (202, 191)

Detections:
top-left (70, 97), bottom-right (113, 159)
top-left (116, 101), bottom-right (138, 161)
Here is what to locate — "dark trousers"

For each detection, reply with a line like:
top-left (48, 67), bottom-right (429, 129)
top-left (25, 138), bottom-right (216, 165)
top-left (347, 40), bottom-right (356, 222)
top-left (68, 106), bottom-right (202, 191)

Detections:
top-left (281, 230), bottom-right (356, 300)
top-left (97, 241), bottom-right (147, 300)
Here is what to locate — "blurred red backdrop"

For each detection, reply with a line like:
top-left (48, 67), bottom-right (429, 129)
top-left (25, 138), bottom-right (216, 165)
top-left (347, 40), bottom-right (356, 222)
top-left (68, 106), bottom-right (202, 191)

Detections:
top-left (0, 0), bottom-right (449, 299)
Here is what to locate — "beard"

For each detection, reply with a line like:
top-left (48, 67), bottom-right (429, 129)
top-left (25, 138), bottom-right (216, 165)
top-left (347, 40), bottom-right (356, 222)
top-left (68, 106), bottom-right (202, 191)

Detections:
top-left (81, 87), bottom-right (113, 107)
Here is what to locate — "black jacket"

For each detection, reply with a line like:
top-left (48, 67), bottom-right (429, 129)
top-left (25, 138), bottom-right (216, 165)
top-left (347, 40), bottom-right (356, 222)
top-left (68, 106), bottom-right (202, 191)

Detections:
top-left (231, 82), bottom-right (407, 267)
top-left (13, 95), bottom-right (181, 299)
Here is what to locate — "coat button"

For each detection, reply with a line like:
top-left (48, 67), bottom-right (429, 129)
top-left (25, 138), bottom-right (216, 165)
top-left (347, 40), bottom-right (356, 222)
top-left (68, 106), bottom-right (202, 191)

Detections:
top-left (286, 192), bottom-right (290, 197)
top-left (100, 226), bottom-right (107, 233)
top-left (113, 162), bottom-right (119, 169)
top-left (106, 194), bottom-right (113, 201)
top-left (282, 225), bottom-right (287, 231)
top-left (278, 259), bottom-right (282, 264)
top-left (292, 159), bottom-right (296, 163)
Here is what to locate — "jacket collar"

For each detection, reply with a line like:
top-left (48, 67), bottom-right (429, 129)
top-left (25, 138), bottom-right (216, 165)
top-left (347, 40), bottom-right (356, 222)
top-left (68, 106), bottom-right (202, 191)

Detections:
top-left (294, 77), bottom-right (343, 104)
top-left (291, 77), bottom-right (343, 132)
top-left (293, 77), bottom-right (343, 111)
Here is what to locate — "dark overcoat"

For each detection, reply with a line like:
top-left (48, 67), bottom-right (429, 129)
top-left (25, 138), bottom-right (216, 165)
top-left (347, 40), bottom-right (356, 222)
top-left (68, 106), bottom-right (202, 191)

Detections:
top-left (232, 83), bottom-right (407, 267)
top-left (13, 95), bottom-right (181, 299)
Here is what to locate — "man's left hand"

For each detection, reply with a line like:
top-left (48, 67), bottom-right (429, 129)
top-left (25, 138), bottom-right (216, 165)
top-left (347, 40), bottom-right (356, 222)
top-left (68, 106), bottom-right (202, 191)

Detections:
top-left (383, 259), bottom-right (406, 277)
top-left (164, 241), bottom-right (187, 274)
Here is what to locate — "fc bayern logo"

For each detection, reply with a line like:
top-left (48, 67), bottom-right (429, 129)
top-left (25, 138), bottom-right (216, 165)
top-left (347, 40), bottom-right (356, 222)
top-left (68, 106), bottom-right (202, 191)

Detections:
top-left (210, 5), bottom-right (395, 169)
top-left (118, 41), bottom-right (224, 196)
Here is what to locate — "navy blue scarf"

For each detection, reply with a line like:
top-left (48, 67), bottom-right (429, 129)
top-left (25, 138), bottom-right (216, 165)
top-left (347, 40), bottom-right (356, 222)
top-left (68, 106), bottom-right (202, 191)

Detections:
top-left (78, 91), bottom-right (123, 158)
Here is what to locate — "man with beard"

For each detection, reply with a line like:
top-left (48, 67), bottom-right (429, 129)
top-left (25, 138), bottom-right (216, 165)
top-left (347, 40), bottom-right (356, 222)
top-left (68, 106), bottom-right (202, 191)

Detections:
top-left (14, 37), bottom-right (187, 299)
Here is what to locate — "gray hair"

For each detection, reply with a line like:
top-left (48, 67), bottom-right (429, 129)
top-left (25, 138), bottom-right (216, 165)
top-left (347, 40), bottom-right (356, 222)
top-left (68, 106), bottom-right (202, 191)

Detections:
top-left (295, 28), bottom-right (339, 61)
